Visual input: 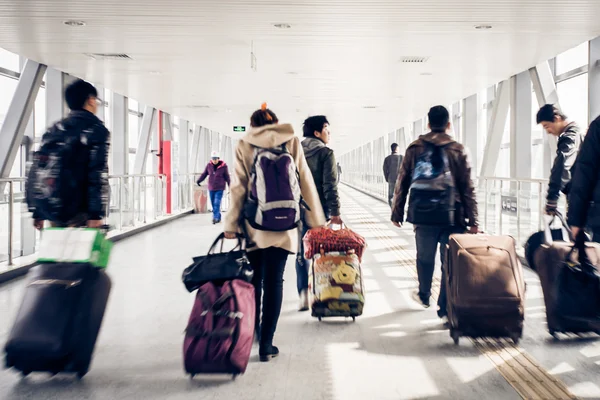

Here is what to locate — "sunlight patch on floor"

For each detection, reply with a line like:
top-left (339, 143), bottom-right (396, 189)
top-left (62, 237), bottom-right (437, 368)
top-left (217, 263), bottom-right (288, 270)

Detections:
top-left (446, 355), bottom-right (496, 383)
top-left (327, 342), bottom-right (440, 400)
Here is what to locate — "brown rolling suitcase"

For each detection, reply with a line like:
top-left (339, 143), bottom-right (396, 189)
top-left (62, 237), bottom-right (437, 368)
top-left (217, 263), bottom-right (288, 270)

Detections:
top-left (445, 234), bottom-right (525, 345)
top-left (534, 236), bottom-right (600, 339)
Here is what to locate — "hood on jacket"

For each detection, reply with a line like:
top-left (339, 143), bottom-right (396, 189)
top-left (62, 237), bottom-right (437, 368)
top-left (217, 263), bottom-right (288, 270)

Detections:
top-left (242, 123), bottom-right (295, 148)
top-left (302, 137), bottom-right (326, 158)
top-left (211, 160), bottom-right (227, 169)
top-left (418, 131), bottom-right (456, 147)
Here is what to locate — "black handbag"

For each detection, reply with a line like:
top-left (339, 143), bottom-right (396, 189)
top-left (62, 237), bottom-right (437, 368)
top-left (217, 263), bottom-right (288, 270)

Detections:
top-left (182, 233), bottom-right (253, 293)
top-left (525, 212), bottom-right (570, 271)
top-left (556, 236), bottom-right (600, 319)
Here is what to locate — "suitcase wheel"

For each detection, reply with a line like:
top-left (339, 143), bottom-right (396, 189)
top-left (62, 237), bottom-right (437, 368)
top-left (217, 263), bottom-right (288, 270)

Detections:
top-left (318, 317), bottom-right (322, 322)
top-left (549, 330), bottom-right (559, 340)
top-left (510, 335), bottom-right (520, 345)
top-left (20, 371), bottom-right (31, 379)
top-left (232, 374), bottom-right (238, 380)
top-left (77, 370), bottom-right (88, 380)
top-left (189, 374), bottom-right (196, 380)
top-left (352, 316), bottom-right (356, 322)
top-left (451, 330), bottom-right (460, 345)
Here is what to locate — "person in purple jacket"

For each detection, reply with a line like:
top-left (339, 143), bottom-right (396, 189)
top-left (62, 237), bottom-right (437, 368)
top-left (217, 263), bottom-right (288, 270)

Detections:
top-left (197, 151), bottom-right (231, 224)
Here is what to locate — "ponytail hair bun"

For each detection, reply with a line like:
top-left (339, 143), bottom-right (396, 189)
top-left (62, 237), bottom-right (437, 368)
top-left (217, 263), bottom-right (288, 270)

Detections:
top-left (250, 104), bottom-right (279, 128)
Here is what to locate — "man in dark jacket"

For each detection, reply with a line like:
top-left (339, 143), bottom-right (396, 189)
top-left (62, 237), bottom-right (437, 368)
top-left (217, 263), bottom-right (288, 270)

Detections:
top-left (33, 80), bottom-right (110, 230)
top-left (536, 104), bottom-right (583, 214)
top-left (197, 151), bottom-right (230, 224)
top-left (383, 143), bottom-right (404, 207)
top-left (568, 116), bottom-right (600, 242)
top-left (296, 115), bottom-right (342, 311)
top-left (392, 106), bottom-right (478, 321)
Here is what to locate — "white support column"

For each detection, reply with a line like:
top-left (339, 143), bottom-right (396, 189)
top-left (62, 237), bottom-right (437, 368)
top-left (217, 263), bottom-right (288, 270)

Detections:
top-left (45, 68), bottom-right (76, 125)
top-left (452, 101), bottom-right (462, 142)
top-left (413, 119), bottom-right (423, 138)
top-left (480, 80), bottom-right (510, 179)
top-left (179, 119), bottom-right (190, 176)
top-left (189, 125), bottom-right (201, 173)
top-left (197, 128), bottom-right (211, 171)
top-left (96, 84), bottom-right (105, 121)
top-left (510, 72), bottom-right (533, 187)
top-left (0, 60), bottom-right (46, 180)
top-left (111, 93), bottom-right (128, 176)
top-left (463, 94), bottom-right (479, 178)
top-left (133, 106), bottom-right (156, 175)
top-left (589, 36), bottom-right (600, 121)
top-left (530, 61), bottom-right (560, 179)
top-left (163, 113), bottom-right (174, 141)
top-left (398, 128), bottom-right (408, 154)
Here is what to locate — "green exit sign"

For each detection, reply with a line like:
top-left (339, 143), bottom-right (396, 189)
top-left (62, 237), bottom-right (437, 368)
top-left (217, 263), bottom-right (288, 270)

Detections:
top-left (233, 126), bottom-right (246, 133)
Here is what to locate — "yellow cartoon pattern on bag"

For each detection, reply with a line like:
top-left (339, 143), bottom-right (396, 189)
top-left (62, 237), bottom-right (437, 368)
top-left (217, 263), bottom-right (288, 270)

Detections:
top-left (309, 251), bottom-right (364, 304)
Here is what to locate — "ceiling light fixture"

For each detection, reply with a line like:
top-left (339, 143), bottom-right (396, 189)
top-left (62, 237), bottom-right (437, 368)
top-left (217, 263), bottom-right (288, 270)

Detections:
top-left (362, 106), bottom-right (377, 109)
top-left (149, 71), bottom-right (162, 75)
top-left (420, 72), bottom-right (433, 76)
top-left (274, 23), bottom-right (291, 29)
top-left (475, 25), bottom-right (492, 30)
top-left (64, 20), bottom-right (86, 27)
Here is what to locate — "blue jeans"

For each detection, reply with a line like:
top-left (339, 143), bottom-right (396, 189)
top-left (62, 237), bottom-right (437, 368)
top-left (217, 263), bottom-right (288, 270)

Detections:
top-left (295, 221), bottom-right (310, 294)
top-left (414, 225), bottom-right (465, 318)
top-left (209, 190), bottom-right (224, 221)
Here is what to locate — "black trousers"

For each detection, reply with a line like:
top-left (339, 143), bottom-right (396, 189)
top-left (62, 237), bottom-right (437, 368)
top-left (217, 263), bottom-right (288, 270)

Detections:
top-left (247, 247), bottom-right (289, 347)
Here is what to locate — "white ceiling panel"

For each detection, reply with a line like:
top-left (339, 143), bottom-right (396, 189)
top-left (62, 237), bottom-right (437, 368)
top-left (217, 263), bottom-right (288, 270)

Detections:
top-left (1, 0), bottom-right (599, 153)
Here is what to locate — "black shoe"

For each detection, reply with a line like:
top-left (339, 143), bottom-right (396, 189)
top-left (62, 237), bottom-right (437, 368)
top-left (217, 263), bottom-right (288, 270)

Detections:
top-left (259, 345), bottom-right (279, 362)
top-left (411, 290), bottom-right (431, 308)
top-left (212, 219), bottom-right (216, 224)
top-left (216, 219), bottom-right (221, 224)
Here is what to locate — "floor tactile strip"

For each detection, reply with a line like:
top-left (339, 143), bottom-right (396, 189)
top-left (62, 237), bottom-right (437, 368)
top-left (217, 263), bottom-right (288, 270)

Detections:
top-left (340, 187), bottom-right (578, 400)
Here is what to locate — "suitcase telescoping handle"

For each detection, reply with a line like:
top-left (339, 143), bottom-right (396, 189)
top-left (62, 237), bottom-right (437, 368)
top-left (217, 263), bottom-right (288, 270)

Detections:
top-left (208, 233), bottom-right (246, 255)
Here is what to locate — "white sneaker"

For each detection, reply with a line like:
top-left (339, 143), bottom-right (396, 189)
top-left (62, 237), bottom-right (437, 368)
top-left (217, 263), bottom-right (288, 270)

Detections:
top-left (298, 290), bottom-right (309, 312)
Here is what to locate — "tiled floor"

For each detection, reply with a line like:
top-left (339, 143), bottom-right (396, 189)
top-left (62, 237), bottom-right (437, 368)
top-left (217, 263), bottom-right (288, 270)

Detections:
top-left (0, 186), bottom-right (598, 399)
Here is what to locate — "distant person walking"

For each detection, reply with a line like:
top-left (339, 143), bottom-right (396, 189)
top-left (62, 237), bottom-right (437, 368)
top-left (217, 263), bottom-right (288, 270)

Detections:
top-left (197, 151), bottom-right (230, 224)
top-left (383, 143), bottom-right (403, 207)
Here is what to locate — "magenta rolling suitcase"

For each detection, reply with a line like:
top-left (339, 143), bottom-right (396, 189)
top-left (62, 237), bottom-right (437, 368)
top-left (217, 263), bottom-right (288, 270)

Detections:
top-left (183, 280), bottom-right (255, 378)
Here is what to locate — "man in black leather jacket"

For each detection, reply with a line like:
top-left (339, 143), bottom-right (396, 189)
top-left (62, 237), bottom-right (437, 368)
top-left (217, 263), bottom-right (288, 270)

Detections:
top-left (33, 80), bottom-right (110, 229)
top-left (568, 116), bottom-right (600, 242)
top-left (295, 115), bottom-right (342, 311)
top-left (536, 104), bottom-right (583, 215)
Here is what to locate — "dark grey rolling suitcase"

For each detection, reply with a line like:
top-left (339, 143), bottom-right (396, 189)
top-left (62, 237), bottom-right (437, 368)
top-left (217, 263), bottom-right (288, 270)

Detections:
top-left (4, 263), bottom-right (111, 379)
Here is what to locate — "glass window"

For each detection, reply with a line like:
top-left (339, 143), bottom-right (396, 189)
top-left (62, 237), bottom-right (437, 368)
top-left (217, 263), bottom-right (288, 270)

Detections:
top-left (128, 113), bottom-right (139, 148)
top-left (496, 147), bottom-right (510, 178)
top-left (34, 87), bottom-right (46, 140)
top-left (0, 47), bottom-right (19, 71)
top-left (531, 86), bottom-right (544, 140)
top-left (0, 75), bottom-right (18, 130)
top-left (128, 98), bottom-right (139, 113)
top-left (556, 42), bottom-right (589, 76)
top-left (557, 73), bottom-right (589, 128)
top-left (532, 143), bottom-right (544, 179)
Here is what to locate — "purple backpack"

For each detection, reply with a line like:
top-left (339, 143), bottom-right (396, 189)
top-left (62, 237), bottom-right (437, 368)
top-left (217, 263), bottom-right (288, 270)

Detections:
top-left (244, 144), bottom-right (303, 231)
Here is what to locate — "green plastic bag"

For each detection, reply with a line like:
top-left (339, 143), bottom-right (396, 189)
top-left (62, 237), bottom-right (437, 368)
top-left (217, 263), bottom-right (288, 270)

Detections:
top-left (37, 228), bottom-right (113, 268)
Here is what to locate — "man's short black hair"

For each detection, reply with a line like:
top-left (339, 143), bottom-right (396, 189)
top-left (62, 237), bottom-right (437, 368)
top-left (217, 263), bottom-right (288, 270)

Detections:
top-left (65, 79), bottom-right (98, 111)
top-left (303, 115), bottom-right (329, 137)
top-left (391, 143), bottom-right (399, 152)
top-left (428, 105), bottom-right (450, 131)
top-left (536, 104), bottom-right (567, 124)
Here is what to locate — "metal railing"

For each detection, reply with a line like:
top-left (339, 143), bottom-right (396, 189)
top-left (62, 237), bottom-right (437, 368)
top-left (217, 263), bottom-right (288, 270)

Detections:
top-left (341, 173), bottom-right (561, 247)
top-left (1, 173), bottom-right (203, 267)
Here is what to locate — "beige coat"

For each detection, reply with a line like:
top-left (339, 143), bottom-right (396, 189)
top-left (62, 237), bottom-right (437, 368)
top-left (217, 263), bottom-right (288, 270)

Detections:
top-left (224, 123), bottom-right (327, 253)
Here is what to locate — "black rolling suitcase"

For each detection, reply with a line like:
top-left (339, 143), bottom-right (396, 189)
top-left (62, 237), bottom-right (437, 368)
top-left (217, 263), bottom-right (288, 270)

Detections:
top-left (4, 263), bottom-right (111, 379)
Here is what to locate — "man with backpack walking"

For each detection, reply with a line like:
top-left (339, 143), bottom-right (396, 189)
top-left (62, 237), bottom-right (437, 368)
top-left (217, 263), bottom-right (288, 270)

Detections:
top-left (296, 115), bottom-right (342, 311)
top-left (391, 106), bottom-right (478, 322)
top-left (28, 79), bottom-right (110, 230)
top-left (383, 143), bottom-right (404, 207)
